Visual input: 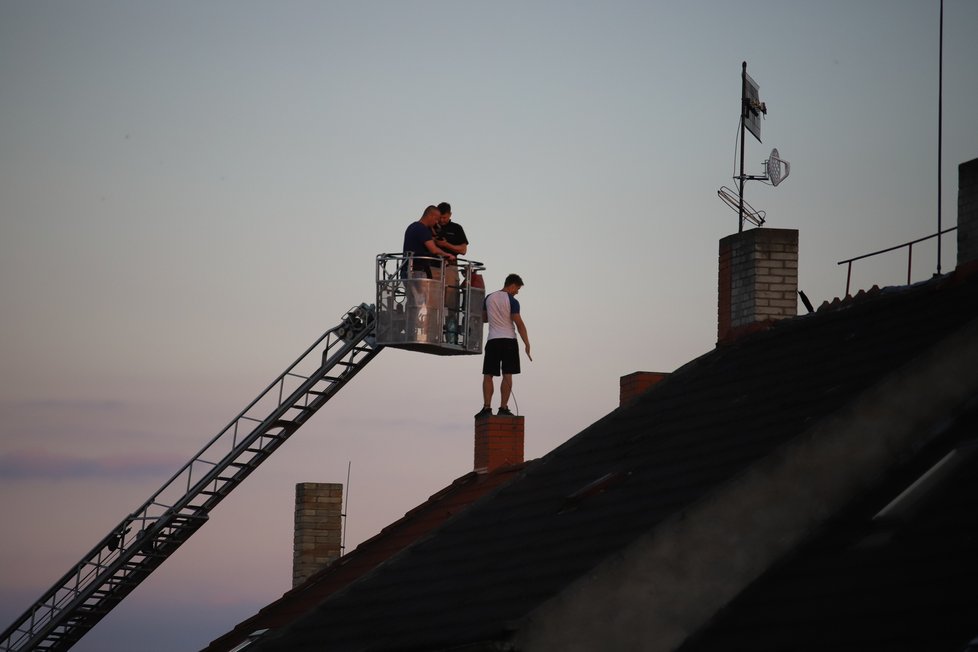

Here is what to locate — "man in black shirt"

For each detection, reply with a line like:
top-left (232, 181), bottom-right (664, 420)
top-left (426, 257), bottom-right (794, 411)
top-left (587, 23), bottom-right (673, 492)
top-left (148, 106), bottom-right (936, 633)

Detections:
top-left (435, 202), bottom-right (468, 258)
top-left (435, 202), bottom-right (469, 339)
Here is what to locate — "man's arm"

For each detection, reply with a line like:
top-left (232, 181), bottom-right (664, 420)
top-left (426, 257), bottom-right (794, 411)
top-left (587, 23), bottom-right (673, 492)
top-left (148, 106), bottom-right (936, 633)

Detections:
top-left (436, 224), bottom-right (468, 256)
top-left (424, 238), bottom-right (456, 262)
top-left (437, 239), bottom-right (467, 256)
top-left (513, 313), bottom-right (532, 361)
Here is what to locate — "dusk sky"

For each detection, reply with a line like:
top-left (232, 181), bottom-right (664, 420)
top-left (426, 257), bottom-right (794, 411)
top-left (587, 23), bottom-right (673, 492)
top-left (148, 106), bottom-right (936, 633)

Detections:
top-left (2, 2), bottom-right (977, 650)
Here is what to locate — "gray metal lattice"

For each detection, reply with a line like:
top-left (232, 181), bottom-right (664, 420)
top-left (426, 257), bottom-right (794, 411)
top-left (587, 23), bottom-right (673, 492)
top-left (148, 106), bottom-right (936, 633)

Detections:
top-left (0, 304), bottom-right (382, 652)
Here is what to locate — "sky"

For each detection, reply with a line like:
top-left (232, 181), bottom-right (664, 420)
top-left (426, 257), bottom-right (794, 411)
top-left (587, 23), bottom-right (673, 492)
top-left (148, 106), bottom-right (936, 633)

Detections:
top-left (1, 1), bottom-right (976, 650)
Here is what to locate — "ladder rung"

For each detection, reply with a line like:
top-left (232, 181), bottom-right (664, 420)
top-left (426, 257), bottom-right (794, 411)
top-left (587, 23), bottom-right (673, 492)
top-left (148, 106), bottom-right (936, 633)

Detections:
top-left (169, 513), bottom-right (208, 523)
top-left (200, 480), bottom-right (234, 493)
top-left (199, 489), bottom-right (229, 497)
top-left (255, 430), bottom-right (291, 439)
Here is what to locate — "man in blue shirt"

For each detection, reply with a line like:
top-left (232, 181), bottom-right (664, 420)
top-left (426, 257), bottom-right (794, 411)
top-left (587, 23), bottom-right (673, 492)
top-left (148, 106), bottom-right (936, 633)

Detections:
top-left (403, 205), bottom-right (455, 278)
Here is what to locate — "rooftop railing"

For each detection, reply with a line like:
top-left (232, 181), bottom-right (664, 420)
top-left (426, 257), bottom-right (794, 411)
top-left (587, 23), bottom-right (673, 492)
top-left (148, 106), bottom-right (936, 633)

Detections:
top-left (837, 227), bottom-right (957, 296)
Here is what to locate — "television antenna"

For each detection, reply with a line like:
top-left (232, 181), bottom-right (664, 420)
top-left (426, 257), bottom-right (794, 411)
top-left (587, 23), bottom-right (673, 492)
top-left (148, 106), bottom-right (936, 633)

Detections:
top-left (717, 61), bottom-right (791, 232)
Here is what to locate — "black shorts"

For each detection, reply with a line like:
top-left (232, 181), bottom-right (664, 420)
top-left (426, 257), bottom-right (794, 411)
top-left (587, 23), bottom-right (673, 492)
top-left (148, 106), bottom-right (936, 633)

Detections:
top-left (483, 338), bottom-right (520, 376)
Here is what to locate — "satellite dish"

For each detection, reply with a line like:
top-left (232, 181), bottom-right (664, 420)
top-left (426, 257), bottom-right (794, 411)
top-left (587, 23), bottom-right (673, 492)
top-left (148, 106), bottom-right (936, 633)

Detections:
top-left (765, 148), bottom-right (790, 187)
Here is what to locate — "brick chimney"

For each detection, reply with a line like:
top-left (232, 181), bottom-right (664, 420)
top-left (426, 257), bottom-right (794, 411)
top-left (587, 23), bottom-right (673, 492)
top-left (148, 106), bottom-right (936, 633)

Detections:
top-left (620, 372), bottom-right (669, 407)
top-left (718, 228), bottom-right (799, 342)
top-left (958, 158), bottom-right (978, 268)
top-left (293, 482), bottom-right (343, 588)
top-left (475, 416), bottom-right (524, 472)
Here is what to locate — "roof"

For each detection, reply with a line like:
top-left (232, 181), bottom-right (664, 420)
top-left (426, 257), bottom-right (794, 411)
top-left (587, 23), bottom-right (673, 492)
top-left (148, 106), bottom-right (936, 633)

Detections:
top-left (249, 266), bottom-right (978, 652)
top-left (678, 403), bottom-right (978, 652)
top-left (202, 464), bottom-right (526, 652)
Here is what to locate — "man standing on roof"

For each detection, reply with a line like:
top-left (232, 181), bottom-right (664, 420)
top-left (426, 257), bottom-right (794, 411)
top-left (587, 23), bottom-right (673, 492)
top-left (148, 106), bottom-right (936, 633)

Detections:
top-left (477, 274), bottom-right (531, 418)
top-left (403, 205), bottom-right (455, 278)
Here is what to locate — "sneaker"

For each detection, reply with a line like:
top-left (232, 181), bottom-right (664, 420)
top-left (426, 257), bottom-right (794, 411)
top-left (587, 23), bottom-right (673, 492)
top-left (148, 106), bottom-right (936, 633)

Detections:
top-left (474, 407), bottom-right (492, 419)
top-left (497, 407), bottom-right (515, 417)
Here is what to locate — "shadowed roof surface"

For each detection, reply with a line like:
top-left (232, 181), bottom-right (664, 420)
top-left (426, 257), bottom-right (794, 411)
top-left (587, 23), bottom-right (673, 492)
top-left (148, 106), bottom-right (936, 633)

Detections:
top-left (203, 465), bottom-right (525, 652)
top-left (677, 404), bottom-right (978, 652)
top-left (252, 269), bottom-right (978, 652)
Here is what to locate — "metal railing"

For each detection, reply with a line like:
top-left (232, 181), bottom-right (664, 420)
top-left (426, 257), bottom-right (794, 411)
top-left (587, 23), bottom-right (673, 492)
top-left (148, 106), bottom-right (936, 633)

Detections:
top-left (375, 253), bottom-right (485, 355)
top-left (837, 227), bottom-right (957, 296)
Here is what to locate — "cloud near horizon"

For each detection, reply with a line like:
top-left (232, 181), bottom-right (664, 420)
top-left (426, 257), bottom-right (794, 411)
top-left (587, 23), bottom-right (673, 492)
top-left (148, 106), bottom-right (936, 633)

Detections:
top-left (0, 447), bottom-right (186, 481)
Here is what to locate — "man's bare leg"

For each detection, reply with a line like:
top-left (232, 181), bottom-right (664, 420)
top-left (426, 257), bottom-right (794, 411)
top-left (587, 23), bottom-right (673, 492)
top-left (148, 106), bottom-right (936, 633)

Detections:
top-left (483, 375), bottom-right (494, 409)
top-left (500, 374), bottom-right (513, 409)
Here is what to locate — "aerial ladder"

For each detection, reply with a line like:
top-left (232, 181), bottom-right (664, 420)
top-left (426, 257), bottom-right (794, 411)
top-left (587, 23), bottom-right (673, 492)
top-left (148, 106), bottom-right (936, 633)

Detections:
top-left (0, 255), bottom-right (484, 652)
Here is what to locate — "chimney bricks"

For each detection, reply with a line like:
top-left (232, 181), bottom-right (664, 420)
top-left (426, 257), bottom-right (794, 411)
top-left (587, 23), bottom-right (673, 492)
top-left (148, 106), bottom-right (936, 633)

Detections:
top-left (958, 158), bottom-right (978, 269)
top-left (293, 482), bottom-right (343, 588)
top-left (620, 372), bottom-right (669, 407)
top-left (718, 228), bottom-right (799, 342)
top-left (475, 416), bottom-right (524, 472)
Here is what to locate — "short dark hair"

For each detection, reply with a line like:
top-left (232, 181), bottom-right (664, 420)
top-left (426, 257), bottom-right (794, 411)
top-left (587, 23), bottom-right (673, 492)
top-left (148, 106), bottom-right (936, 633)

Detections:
top-left (504, 273), bottom-right (524, 287)
top-left (437, 202), bottom-right (451, 215)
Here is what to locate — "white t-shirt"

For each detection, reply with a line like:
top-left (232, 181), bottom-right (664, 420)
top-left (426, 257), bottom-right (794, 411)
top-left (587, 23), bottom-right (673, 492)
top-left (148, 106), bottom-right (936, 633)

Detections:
top-left (485, 290), bottom-right (520, 341)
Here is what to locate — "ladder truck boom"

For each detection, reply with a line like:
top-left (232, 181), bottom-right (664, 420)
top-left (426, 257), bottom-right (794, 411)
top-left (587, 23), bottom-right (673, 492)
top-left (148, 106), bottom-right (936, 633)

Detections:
top-left (0, 304), bottom-right (382, 652)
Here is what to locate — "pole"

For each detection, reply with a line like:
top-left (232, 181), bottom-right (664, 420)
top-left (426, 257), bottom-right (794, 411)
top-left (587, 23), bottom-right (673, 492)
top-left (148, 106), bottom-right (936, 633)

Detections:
top-left (738, 61), bottom-right (747, 233)
top-left (937, 0), bottom-right (943, 275)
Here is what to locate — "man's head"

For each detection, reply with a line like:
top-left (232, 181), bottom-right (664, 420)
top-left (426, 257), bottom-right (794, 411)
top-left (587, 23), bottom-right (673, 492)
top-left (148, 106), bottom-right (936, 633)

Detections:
top-left (503, 273), bottom-right (524, 295)
top-left (420, 205), bottom-right (441, 227)
top-left (437, 202), bottom-right (452, 227)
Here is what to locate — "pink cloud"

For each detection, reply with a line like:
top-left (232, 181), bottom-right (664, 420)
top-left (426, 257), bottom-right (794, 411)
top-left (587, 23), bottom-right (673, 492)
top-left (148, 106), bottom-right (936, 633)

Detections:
top-left (0, 448), bottom-right (185, 481)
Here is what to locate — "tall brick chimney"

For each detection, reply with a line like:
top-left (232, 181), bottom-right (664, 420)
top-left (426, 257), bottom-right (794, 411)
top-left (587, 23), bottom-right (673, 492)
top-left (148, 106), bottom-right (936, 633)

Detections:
top-left (475, 416), bottom-right (524, 472)
top-left (958, 158), bottom-right (978, 268)
top-left (293, 482), bottom-right (343, 588)
top-left (718, 228), bottom-right (798, 342)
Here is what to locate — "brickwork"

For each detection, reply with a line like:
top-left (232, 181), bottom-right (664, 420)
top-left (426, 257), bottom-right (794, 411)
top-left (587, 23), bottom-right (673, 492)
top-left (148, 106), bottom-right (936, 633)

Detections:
top-left (718, 229), bottom-right (799, 341)
top-left (959, 158), bottom-right (978, 268)
top-left (293, 482), bottom-right (343, 588)
top-left (475, 416), bottom-right (525, 472)
top-left (717, 241), bottom-right (732, 344)
top-left (620, 372), bottom-right (669, 407)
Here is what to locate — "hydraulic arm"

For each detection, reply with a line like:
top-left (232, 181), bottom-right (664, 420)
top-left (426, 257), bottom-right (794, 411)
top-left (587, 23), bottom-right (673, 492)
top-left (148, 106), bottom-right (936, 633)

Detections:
top-left (0, 304), bottom-right (381, 652)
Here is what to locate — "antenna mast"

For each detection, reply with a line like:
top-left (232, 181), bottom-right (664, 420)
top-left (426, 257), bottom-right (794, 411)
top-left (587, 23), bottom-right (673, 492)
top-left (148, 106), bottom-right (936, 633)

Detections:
top-left (738, 62), bottom-right (747, 232)
top-left (738, 61), bottom-right (766, 232)
top-left (937, 0), bottom-right (943, 275)
top-left (719, 61), bottom-right (788, 231)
